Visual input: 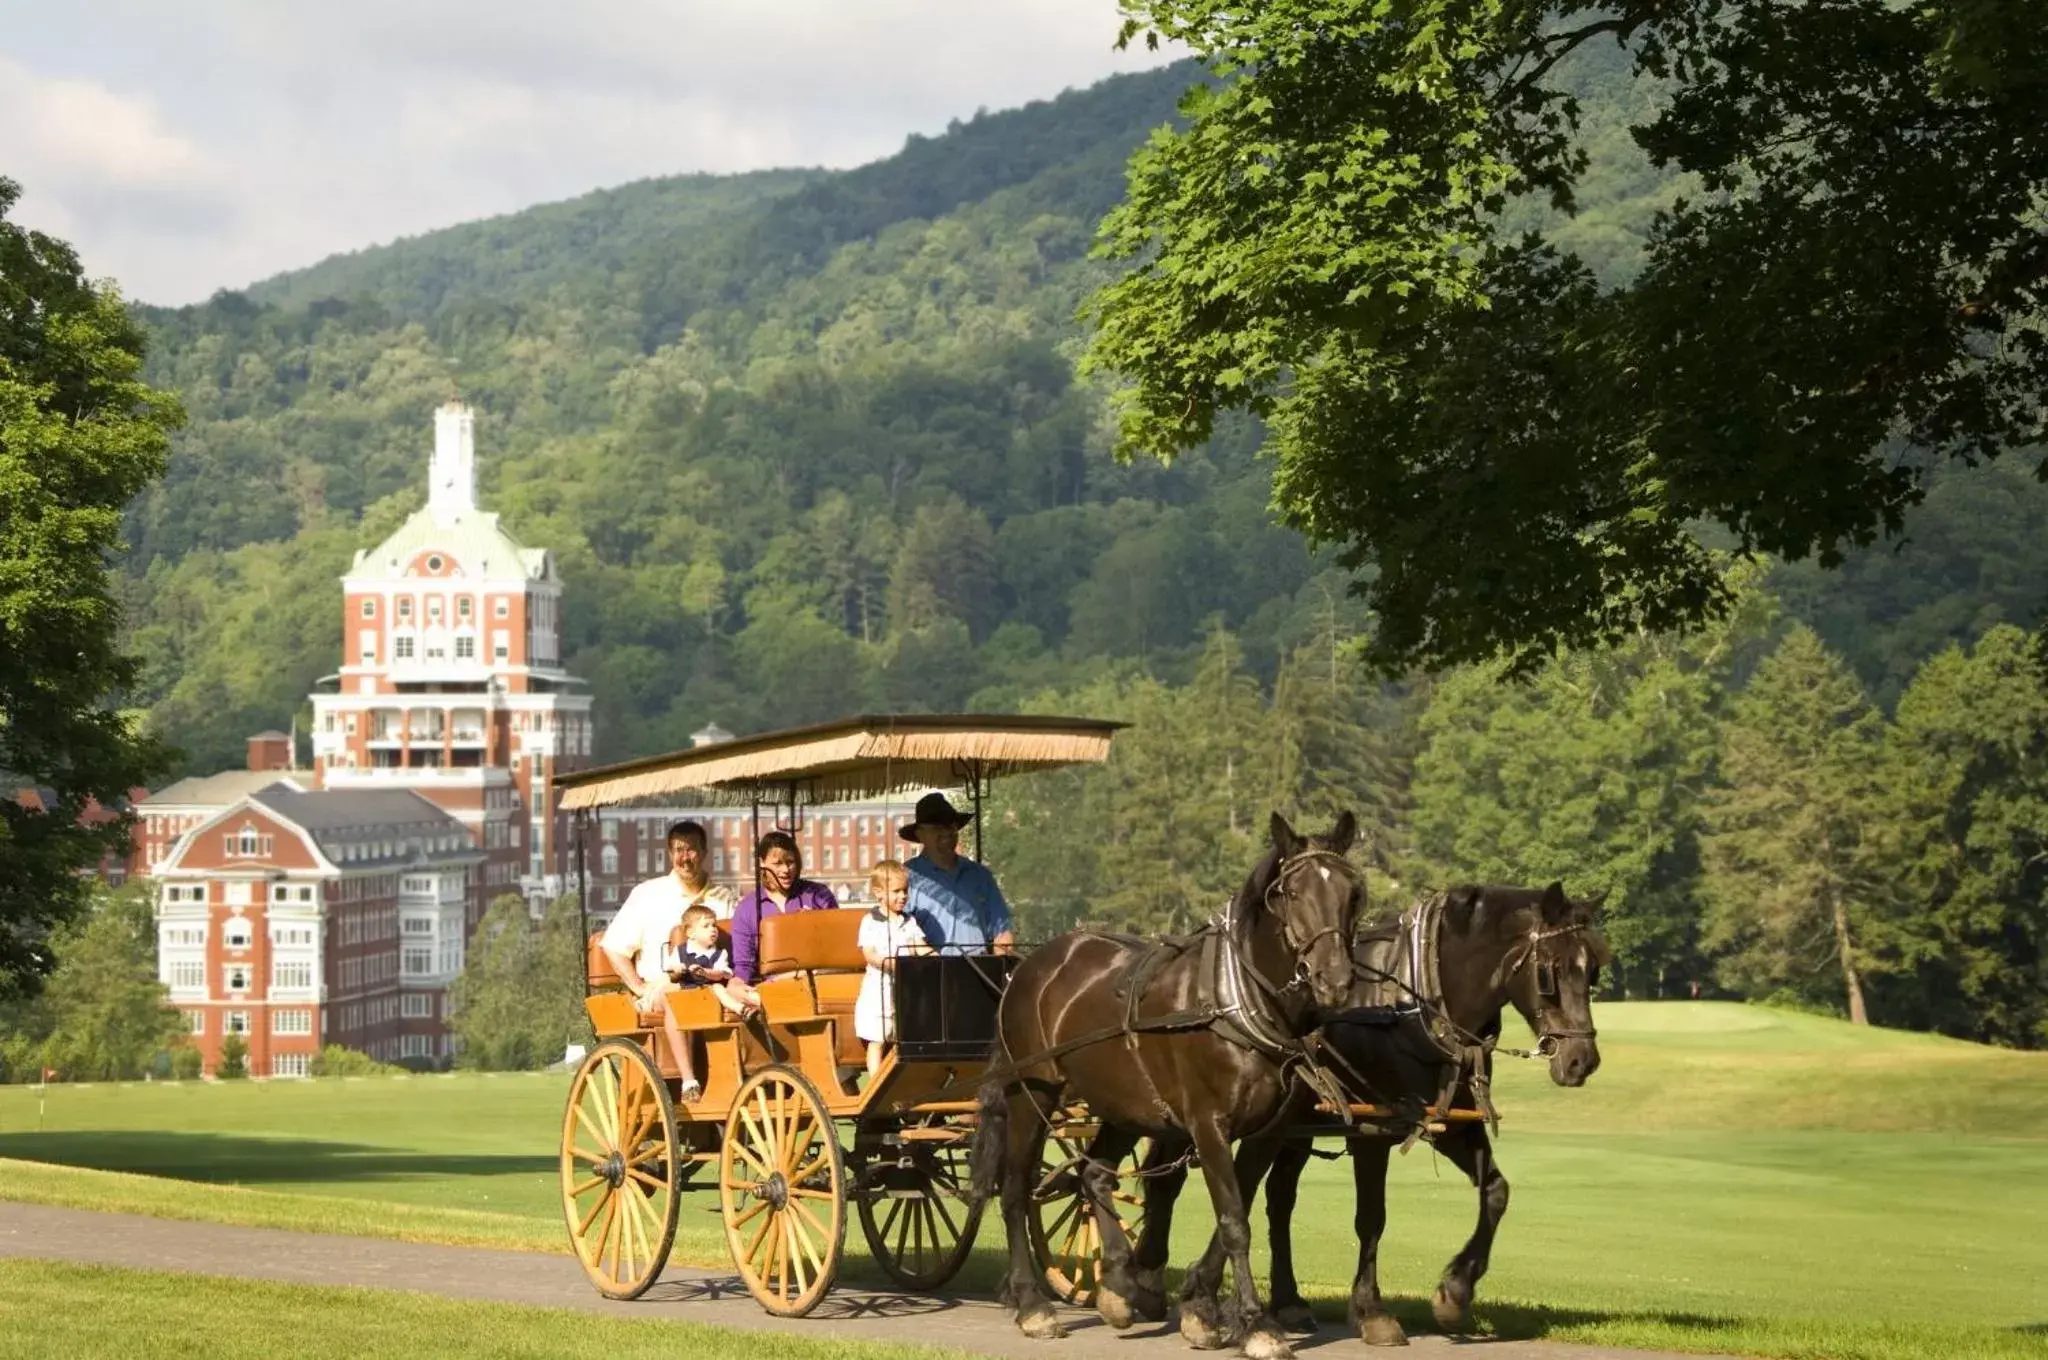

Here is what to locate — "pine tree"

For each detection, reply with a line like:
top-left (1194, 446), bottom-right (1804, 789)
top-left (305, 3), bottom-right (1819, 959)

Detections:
top-left (1269, 604), bottom-right (1419, 904)
top-left (1701, 626), bottom-right (1894, 1023)
top-left (452, 894), bottom-right (592, 1069)
top-left (1879, 626), bottom-right (2048, 1046)
top-left (1408, 635), bottom-right (1722, 995)
top-left (6, 881), bottom-right (188, 1081)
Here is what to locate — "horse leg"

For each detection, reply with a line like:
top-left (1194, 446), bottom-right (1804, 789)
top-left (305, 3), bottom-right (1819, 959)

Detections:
top-left (998, 1084), bottom-right (1065, 1339)
top-left (1183, 1125), bottom-right (1292, 1360)
top-left (1264, 1140), bottom-right (1316, 1334)
top-left (1130, 1134), bottom-right (1191, 1323)
top-left (1346, 1137), bottom-right (1405, 1346)
top-left (1428, 1125), bottom-right (1508, 1335)
top-left (1081, 1125), bottom-right (1144, 1330)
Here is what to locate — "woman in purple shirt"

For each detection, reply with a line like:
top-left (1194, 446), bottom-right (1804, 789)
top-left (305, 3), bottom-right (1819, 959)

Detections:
top-left (729, 830), bottom-right (841, 986)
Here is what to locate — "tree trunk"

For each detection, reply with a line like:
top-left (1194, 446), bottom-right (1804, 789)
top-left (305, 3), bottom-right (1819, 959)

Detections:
top-left (1827, 888), bottom-right (1869, 1025)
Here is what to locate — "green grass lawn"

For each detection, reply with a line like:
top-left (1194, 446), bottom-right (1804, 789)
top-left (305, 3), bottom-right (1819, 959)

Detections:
top-left (3, 1003), bottom-right (2045, 1360)
top-left (0, 1258), bottom-right (962, 1360)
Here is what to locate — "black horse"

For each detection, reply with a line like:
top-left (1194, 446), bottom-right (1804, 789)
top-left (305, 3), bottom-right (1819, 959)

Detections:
top-left (974, 812), bottom-right (1363, 1359)
top-left (1162, 882), bottom-right (1607, 1346)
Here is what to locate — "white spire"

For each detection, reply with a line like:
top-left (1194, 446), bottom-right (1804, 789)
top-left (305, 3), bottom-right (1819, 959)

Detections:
top-left (429, 401), bottom-right (477, 514)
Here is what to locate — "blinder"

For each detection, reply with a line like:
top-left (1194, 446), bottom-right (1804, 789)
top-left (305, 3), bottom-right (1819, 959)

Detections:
top-left (1499, 918), bottom-right (1603, 1052)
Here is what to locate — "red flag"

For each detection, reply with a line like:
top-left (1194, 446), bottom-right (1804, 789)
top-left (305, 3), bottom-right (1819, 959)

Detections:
top-left (41, 1068), bottom-right (55, 1082)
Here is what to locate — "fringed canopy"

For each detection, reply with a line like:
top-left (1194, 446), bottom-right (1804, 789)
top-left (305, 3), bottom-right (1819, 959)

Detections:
top-left (554, 713), bottom-right (1124, 811)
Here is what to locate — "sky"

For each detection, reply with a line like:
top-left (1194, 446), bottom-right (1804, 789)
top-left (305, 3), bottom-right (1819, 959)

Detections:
top-left (0, 1), bottom-right (1180, 307)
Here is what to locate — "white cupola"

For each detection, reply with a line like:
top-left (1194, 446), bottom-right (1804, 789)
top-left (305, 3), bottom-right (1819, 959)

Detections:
top-left (429, 400), bottom-right (477, 515)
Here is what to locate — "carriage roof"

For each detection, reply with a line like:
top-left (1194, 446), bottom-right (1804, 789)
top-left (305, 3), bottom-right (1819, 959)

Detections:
top-left (553, 712), bottom-right (1124, 811)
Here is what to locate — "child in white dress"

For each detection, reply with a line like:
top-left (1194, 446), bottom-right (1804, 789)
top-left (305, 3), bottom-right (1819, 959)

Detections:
top-left (855, 861), bottom-right (932, 1077)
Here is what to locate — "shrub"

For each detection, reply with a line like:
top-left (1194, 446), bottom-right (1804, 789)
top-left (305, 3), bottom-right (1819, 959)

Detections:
top-left (309, 1044), bottom-right (404, 1077)
top-left (217, 1033), bottom-right (248, 1079)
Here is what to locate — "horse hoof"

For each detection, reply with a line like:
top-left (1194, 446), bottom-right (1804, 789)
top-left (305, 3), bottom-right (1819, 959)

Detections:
top-left (1240, 1326), bottom-right (1295, 1360)
top-left (1098, 1287), bottom-right (1135, 1331)
top-left (1431, 1285), bottom-right (1472, 1334)
top-left (1180, 1308), bottom-right (1228, 1350)
top-left (1019, 1305), bottom-right (1067, 1340)
top-left (1274, 1302), bottom-right (1318, 1335)
top-left (1360, 1313), bottom-right (1409, 1347)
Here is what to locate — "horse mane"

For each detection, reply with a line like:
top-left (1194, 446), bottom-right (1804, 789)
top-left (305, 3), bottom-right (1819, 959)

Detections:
top-left (1232, 824), bottom-right (1358, 930)
top-left (1233, 841), bottom-right (1286, 926)
top-left (1442, 882), bottom-right (1598, 939)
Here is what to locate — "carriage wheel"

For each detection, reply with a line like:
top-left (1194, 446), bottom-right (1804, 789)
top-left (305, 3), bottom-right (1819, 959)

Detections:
top-left (1028, 1129), bottom-right (1149, 1306)
top-left (857, 1114), bottom-right (985, 1289)
top-left (559, 1039), bottom-right (682, 1300)
top-left (721, 1064), bottom-right (847, 1316)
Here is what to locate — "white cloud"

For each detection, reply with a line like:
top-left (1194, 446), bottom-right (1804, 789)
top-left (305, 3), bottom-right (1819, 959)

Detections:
top-left (0, 2), bottom-right (1181, 305)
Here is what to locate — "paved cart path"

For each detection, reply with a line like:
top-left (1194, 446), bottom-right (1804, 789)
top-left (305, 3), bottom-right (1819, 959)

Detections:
top-left (0, 1203), bottom-right (1722, 1360)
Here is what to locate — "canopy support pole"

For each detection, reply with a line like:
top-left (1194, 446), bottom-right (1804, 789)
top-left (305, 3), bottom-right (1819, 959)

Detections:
top-left (574, 808), bottom-right (591, 998)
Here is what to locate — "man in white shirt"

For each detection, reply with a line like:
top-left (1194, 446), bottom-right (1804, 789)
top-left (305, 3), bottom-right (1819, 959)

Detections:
top-left (600, 820), bottom-right (733, 1101)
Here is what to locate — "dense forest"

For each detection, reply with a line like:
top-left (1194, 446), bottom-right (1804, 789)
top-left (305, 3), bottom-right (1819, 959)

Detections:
top-left (111, 52), bottom-right (2046, 1045)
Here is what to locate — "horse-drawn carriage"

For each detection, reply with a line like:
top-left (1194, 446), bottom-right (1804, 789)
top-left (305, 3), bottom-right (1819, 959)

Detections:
top-left (553, 713), bottom-right (1157, 1314)
top-left (552, 712), bottom-right (1606, 1350)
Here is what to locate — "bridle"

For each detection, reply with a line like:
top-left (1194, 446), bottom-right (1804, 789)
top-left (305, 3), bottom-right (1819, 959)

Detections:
top-left (1494, 919), bottom-right (1602, 1056)
top-left (1262, 848), bottom-right (1361, 993)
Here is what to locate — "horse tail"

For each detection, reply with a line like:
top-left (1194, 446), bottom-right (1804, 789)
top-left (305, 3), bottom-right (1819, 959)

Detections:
top-left (970, 1065), bottom-right (1008, 1208)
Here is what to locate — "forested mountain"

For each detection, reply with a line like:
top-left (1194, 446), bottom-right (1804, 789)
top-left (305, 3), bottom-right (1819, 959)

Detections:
top-left (125, 48), bottom-right (2045, 770)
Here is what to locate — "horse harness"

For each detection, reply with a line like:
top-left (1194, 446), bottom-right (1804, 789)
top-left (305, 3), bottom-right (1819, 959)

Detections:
top-left (1327, 891), bottom-right (1603, 1139)
top-left (990, 847), bottom-right (1365, 1139)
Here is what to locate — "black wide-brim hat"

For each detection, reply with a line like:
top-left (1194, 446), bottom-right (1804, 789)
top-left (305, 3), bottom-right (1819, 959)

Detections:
top-left (900, 791), bottom-right (972, 841)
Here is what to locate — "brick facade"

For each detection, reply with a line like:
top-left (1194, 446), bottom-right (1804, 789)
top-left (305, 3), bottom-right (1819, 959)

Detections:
top-left (153, 788), bottom-right (483, 1076)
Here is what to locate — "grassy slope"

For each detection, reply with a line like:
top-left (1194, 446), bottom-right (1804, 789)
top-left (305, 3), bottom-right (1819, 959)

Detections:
top-left (2, 1004), bottom-right (2044, 1358)
top-left (0, 1259), bottom-right (960, 1360)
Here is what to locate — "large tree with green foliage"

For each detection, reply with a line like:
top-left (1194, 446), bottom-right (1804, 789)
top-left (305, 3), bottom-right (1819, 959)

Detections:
top-left (1, 178), bottom-right (180, 1000)
top-left (1091, 1), bottom-right (2048, 673)
top-left (1700, 626), bottom-right (1897, 1023)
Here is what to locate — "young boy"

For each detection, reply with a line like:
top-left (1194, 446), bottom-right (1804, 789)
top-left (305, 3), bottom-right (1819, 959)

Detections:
top-left (665, 904), bottom-right (749, 1019)
top-left (855, 860), bottom-right (933, 1077)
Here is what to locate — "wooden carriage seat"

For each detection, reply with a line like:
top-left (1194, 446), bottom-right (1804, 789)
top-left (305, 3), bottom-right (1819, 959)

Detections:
top-left (583, 922), bottom-right (737, 1037)
top-left (757, 908), bottom-right (870, 1068)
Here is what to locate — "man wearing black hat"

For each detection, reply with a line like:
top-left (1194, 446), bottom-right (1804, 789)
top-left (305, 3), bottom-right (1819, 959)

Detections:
top-left (901, 792), bottom-right (1013, 956)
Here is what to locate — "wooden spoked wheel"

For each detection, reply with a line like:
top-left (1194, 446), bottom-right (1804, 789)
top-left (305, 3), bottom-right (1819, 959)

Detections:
top-left (721, 1064), bottom-right (847, 1317)
top-left (856, 1115), bottom-right (984, 1289)
top-left (559, 1039), bottom-right (682, 1300)
top-left (1028, 1128), bottom-right (1149, 1306)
